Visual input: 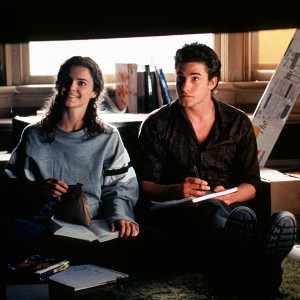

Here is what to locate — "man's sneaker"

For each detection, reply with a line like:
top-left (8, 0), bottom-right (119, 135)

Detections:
top-left (210, 206), bottom-right (259, 296)
top-left (261, 210), bottom-right (297, 264)
top-left (223, 206), bottom-right (258, 257)
top-left (255, 211), bottom-right (296, 297)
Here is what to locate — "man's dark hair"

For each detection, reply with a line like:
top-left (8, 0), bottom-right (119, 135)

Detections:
top-left (175, 42), bottom-right (221, 86)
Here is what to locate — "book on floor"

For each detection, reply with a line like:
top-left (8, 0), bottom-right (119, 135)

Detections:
top-left (150, 187), bottom-right (238, 210)
top-left (48, 264), bottom-right (128, 299)
top-left (7, 254), bottom-right (70, 282)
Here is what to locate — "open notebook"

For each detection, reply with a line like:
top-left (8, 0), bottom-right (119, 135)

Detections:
top-left (151, 187), bottom-right (238, 210)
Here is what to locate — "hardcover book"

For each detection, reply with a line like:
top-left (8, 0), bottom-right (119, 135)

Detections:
top-left (150, 69), bottom-right (159, 109)
top-left (137, 65), bottom-right (146, 113)
top-left (155, 67), bottom-right (173, 105)
top-left (115, 63), bottom-right (138, 113)
top-left (154, 68), bottom-right (164, 107)
top-left (144, 65), bottom-right (155, 113)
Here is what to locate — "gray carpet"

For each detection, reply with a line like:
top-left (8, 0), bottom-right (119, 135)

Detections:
top-left (95, 256), bottom-right (300, 300)
top-left (6, 256), bottom-right (300, 300)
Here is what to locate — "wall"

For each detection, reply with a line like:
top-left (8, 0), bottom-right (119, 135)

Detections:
top-left (1, 82), bottom-right (300, 119)
top-left (1, 82), bottom-right (300, 174)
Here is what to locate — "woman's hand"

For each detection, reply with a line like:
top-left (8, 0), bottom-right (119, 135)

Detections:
top-left (45, 177), bottom-right (69, 198)
top-left (110, 220), bottom-right (140, 239)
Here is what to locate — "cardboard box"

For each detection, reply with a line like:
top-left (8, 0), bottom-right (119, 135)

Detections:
top-left (252, 28), bottom-right (300, 167)
top-left (260, 167), bottom-right (300, 227)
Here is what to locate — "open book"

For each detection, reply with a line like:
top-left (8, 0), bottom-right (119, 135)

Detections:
top-left (150, 187), bottom-right (238, 210)
top-left (51, 216), bottom-right (119, 243)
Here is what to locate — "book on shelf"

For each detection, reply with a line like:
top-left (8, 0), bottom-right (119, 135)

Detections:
top-left (115, 63), bottom-right (138, 113)
top-left (154, 67), bottom-right (165, 108)
top-left (150, 69), bottom-right (160, 109)
top-left (7, 254), bottom-right (70, 282)
top-left (51, 216), bottom-right (119, 243)
top-left (48, 264), bottom-right (129, 299)
top-left (115, 62), bottom-right (171, 113)
top-left (155, 67), bottom-right (173, 105)
top-left (150, 187), bottom-right (238, 210)
top-left (144, 64), bottom-right (156, 113)
top-left (137, 65), bottom-right (146, 113)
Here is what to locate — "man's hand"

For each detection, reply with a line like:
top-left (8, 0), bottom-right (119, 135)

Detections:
top-left (182, 177), bottom-right (210, 198)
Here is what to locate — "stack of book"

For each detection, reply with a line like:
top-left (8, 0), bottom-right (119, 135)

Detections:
top-left (115, 63), bottom-right (173, 114)
top-left (7, 254), bottom-right (70, 283)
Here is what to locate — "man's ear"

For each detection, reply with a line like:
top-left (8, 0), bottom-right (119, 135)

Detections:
top-left (209, 76), bottom-right (218, 90)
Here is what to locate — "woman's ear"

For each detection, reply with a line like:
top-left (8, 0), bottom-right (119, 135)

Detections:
top-left (91, 91), bottom-right (97, 99)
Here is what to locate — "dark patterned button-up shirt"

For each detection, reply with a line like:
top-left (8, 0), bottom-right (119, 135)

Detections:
top-left (136, 98), bottom-right (260, 193)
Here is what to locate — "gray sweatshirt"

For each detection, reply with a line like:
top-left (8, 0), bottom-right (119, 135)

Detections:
top-left (4, 122), bottom-right (139, 225)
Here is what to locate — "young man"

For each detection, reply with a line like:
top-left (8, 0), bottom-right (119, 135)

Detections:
top-left (135, 42), bottom-right (297, 297)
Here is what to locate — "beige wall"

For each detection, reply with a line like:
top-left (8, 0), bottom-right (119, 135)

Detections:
top-left (1, 82), bottom-right (300, 118)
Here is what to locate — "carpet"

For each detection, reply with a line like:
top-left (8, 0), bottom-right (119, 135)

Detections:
top-left (94, 256), bottom-right (300, 300)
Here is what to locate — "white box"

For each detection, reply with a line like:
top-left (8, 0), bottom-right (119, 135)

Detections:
top-left (260, 167), bottom-right (300, 228)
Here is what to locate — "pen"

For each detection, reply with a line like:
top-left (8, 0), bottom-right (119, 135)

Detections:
top-left (193, 165), bottom-right (200, 178)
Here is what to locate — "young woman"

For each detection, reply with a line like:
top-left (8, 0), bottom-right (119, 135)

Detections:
top-left (1, 56), bottom-right (139, 271)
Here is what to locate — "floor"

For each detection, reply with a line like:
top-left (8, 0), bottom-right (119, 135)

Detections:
top-left (6, 283), bottom-right (49, 300)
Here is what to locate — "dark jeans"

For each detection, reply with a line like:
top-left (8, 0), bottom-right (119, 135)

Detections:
top-left (134, 198), bottom-right (283, 297)
top-left (134, 199), bottom-right (234, 273)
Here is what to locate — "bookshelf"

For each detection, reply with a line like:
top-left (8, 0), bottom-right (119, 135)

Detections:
top-left (114, 63), bottom-right (173, 114)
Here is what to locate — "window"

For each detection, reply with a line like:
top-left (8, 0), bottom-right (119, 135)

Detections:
top-left (1, 28), bottom-right (299, 119)
top-left (4, 28), bottom-right (297, 86)
top-left (24, 34), bottom-right (214, 85)
top-left (251, 28), bottom-right (296, 81)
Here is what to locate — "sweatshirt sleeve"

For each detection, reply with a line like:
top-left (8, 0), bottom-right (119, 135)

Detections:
top-left (4, 125), bottom-right (31, 181)
top-left (101, 131), bottom-right (139, 225)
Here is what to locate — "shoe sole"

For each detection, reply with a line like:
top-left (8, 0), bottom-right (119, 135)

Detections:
top-left (263, 211), bottom-right (297, 260)
top-left (224, 206), bottom-right (258, 251)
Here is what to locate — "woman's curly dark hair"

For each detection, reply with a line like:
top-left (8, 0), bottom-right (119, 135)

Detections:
top-left (37, 56), bottom-right (105, 142)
